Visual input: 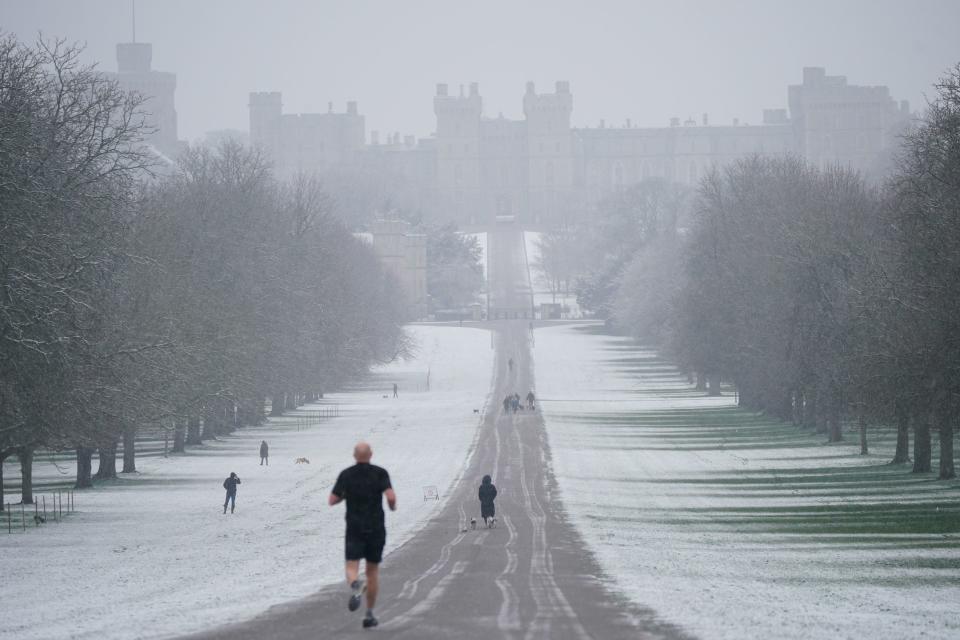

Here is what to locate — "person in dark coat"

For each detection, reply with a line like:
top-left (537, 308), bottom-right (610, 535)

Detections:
top-left (478, 475), bottom-right (498, 527)
top-left (525, 391), bottom-right (535, 410)
top-left (259, 440), bottom-right (269, 465)
top-left (223, 472), bottom-right (241, 514)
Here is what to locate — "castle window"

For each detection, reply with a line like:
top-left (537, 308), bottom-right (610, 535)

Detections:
top-left (546, 161), bottom-right (555, 185)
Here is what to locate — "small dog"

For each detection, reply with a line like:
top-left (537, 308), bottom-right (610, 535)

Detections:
top-left (294, 457), bottom-right (310, 464)
top-left (473, 409), bottom-right (480, 414)
top-left (33, 514), bottom-right (46, 525)
top-left (470, 517), bottom-right (477, 530)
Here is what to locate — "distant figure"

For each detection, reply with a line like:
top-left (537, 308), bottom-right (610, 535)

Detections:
top-left (260, 440), bottom-right (269, 466)
top-left (222, 472), bottom-right (241, 514)
top-left (393, 383), bottom-right (398, 398)
top-left (329, 441), bottom-right (397, 630)
top-left (478, 475), bottom-right (498, 527)
top-left (508, 358), bottom-right (514, 372)
top-left (503, 395), bottom-right (511, 413)
top-left (512, 392), bottom-right (521, 413)
top-left (526, 391), bottom-right (535, 411)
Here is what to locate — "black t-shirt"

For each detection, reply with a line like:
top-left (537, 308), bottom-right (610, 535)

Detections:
top-left (332, 463), bottom-right (392, 535)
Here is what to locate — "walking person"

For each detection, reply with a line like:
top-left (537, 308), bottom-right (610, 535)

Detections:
top-left (329, 442), bottom-right (397, 629)
top-left (222, 472), bottom-right (241, 514)
top-left (259, 440), bottom-right (269, 466)
top-left (526, 390), bottom-right (535, 411)
top-left (392, 382), bottom-right (398, 398)
top-left (478, 475), bottom-right (498, 527)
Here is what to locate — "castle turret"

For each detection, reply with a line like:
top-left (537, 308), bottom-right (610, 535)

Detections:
top-left (523, 81), bottom-right (574, 224)
top-left (434, 82), bottom-right (483, 224)
top-left (112, 42), bottom-right (179, 159)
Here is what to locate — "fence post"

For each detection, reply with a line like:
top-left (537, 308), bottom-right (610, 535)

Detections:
top-left (58, 491), bottom-right (62, 520)
top-left (20, 502), bottom-right (25, 532)
top-left (34, 501), bottom-right (38, 526)
top-left (42, 495), bottom-right (46, 520)
top-left (6, 504), bottom-right (10, 533)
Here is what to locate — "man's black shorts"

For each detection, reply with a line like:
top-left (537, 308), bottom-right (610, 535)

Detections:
top-left (345, 530), bottom-right (385, 563)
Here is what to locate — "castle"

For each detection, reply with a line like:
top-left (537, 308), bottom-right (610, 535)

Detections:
top-left (252, 67), bottom-right (910, 226)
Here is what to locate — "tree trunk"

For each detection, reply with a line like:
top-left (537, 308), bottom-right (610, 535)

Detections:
top-left (891, 404), bottom-right (910, 464)
top-left (284, 391), bottom-right (296, 411)
top-left (172, 419), bottom-right (186, 453)
top-left (186, 416), bottom-right (202, 445)
top-left (937, 410), bottom-right (955, 480)
top-left (18, 447), bottom-right (34, 504)
top-left (95, 441), bottom-right (118, 480)
top-left (122, 425), bottom-right (137, 473)
top-left (270, 391), bottom-right (284, 417)
top-left (0, 453), bottom-right (6, 510)
top-left (827, 394), bottom-right (843, 442)
top-left (695, 372), bottom-right (707, 392)
top-left (913, 413), bottom-right (932, 473)
top-left (222, 401), bottom-right (236, 434)
top-left (201, 407), bottom-right (218, 441)
top-left (75, 447), bottom-right (94, 488)
top-left (858, 408), bottom-right (868, 455)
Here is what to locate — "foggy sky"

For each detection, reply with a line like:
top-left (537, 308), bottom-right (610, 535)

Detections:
top-left (3, 0), bottom-right (959, 142)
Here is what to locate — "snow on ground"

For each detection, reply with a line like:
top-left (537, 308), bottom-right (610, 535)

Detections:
top-left (0, 325), bottom-right (493, 640)
top-left (534, 322), bottom-right (960, 640)
top-left (523, 230), bottom-right (582, 317)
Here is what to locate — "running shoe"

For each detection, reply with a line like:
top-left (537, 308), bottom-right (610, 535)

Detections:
top-left (348, 580), bottom-right (364, 612)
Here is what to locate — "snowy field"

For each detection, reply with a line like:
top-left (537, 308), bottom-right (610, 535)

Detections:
top-left (523, 230), bottom-right (582, 318)
top-left (0, 325), bottom-right (493, 640)
top-left (534, 323), bottom-right (960, 640)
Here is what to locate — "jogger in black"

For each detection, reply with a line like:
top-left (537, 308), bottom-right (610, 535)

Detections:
top-left (329, 442), bottom-right (397, 629)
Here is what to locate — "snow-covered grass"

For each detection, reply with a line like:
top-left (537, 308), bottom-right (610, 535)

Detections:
top-left (534, 323), bottom-right (960, 640)
top-left (0, 324), bottom-right (493, 640)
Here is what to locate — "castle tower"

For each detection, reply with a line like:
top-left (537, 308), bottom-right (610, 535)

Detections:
top-left (434, 82), bottom-right (483, 224)
top-left (523, 81), bottom-right (574, 225)
top-left (248, 92), bottom-right (283, 165)
top-left (113, 42), bottom-right (179, 159)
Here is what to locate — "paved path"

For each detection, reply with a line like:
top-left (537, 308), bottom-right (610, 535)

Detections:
top-left (183, 228), bottom-right (683, 639)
